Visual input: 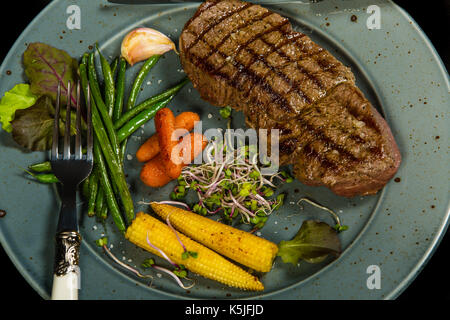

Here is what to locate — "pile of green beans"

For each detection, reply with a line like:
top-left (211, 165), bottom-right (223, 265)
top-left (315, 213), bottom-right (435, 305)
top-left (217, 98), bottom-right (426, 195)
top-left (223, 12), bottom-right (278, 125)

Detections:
top-left (26, 48), bottom-right (189, 233)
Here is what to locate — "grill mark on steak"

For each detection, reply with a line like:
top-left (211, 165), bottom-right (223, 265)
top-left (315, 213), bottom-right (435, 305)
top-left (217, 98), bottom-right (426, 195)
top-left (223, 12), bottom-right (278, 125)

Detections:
top-left (189, 0), bottom-right (220, 23)
top-left (212, 11), bottom-right (274, 55)
top-left (189, 19), bottom-right (295, 114)
top-left (193, 46), bottom-right (377, 167)
top-left (261, 35), bottom-right (328, 92)
top-left (185, 1), bottom-right (253, 52)
top-left (190, 9), bottom-right (328, 105)
top-left (299, 121), bottom-right (359, 162)
top-left (186, 3), bottom-right (344, 114)
top-left (259, 40), bottom-right (327, 94)
top-left (240, 31), bottom-right (316, 101)
top-left (279, 137), bottom-right (298, 155)
top-left (302, 144), bottom-right (339, 172)
top-left (345, 104), bottom-right (381, 134)
top-left (244, 46), bottom-right (311, 104)
top-left (186, 9), bottom-right (277, 73)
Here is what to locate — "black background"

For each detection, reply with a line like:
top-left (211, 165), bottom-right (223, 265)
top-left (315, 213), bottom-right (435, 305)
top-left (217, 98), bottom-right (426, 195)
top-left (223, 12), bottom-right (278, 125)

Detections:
top-left (0, 0), bottom-right (448, 303)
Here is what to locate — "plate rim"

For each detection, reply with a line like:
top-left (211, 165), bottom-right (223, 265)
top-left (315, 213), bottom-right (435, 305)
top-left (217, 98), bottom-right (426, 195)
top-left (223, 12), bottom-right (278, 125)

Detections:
top-left (0, 0), bottom-right (449, 300)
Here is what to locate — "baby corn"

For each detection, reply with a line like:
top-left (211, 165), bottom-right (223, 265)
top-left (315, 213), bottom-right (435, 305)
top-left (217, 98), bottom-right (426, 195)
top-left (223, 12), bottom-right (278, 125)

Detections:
top-left (126, 212), bottom-right (264, 291)
top-left (150, 202), bottom-right (278, 272)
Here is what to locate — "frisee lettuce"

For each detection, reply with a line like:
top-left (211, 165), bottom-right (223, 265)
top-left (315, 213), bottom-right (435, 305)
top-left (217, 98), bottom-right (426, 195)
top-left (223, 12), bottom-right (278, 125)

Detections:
top-left (0, 84), bottom-right (38, 132)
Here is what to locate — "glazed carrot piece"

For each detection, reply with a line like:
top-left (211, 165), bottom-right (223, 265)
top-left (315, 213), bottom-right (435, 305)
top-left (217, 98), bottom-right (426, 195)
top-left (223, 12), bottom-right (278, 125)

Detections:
top-left (136, 135), bottom-right (160, 163)
top-left (139, 154), bottom-right (172, 188)
top-left (174, 112), bottom-right (200, 132)
top-left (154, 108), bottom-right (179, 178)
top-left (166, 132), bottom-right (208, 179)
top-left (182, 132), bottom-right (208, 163)
top-left (139, 133), bottom-right (208, 188)
top-left (136, 112), bottom-right (200, 162)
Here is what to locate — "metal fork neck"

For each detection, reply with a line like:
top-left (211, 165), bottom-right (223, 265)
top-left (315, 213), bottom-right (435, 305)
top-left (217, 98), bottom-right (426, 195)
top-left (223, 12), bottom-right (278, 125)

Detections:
top-left (56, 185), bottom-right (79, 233)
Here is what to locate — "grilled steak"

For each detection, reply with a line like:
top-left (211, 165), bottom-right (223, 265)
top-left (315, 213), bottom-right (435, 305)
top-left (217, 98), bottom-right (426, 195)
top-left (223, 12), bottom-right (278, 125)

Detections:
top-left (179, 0), bottom-right (401, 197)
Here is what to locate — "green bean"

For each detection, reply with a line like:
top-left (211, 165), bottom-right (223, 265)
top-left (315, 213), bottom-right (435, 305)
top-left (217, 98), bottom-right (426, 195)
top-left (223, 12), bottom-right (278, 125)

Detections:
top-left (93, 138), bottom-right (126, 233)
top-left (117, 96), bottom-right (173, 143)
top-left (125, 55), bottom-right (161, 111)
top-left (114, 78), bottom-right (189, 130)
top-left (87, 52), bottom-right (121, 158)
top-left (28, 161), bottom-right (52, 173)
top-left (120, 56), bottom-right (160, 164)
top-left (94, 186), bottom-right (105, 219)
top-left (110, 58), bottom-right (118, 78)
top-left (96, 44), bottom-right (115, 116)
top-left (98, 203), bottom-right (108, 221)
top-left (26, 171), bottom-right (59, 184)
top-left (87, 170), bottom-right (99, 217)
top-left (86, 53), bottom-right (102, 103)
top-left (112, 57), bottom-right (127, 123)
top-left (82, 176), bottom-right (90, 199)
top-left (80, 62), bottom-right (134, 226)
top-left (119, 141), bottom-right (127, 166)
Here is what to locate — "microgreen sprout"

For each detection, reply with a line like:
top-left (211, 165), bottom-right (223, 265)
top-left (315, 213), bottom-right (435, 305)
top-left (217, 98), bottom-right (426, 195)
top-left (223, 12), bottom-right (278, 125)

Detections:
top-left (101, 245), bottom-right (153, 282)
top-left (141, 258), bottom-right (155, 269)
top-left (297, 197), bottom-right (348, 233)
top-left (175, 138), bottom-right (293, 228)
top-left (143, 231), bottom-right (195, 289)
top-left (95, 236), bottom-right (108, 247)
top-left (219, 106), bottom-right (232, 119)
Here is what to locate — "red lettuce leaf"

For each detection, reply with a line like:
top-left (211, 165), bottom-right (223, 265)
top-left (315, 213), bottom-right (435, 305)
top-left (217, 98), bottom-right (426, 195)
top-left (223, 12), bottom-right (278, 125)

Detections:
top-left (23, 42), bottom-right (78, 106)
top-left (11, 96), bottom-right (75, 151)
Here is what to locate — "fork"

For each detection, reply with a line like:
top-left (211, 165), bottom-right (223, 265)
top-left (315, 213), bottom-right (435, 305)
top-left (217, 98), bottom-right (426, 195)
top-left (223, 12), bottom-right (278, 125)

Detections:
top-left (50, 81), bottom-right (93, 300)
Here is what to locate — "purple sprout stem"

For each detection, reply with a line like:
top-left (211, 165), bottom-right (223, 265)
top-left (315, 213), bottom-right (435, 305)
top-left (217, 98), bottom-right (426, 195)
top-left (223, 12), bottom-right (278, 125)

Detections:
top-left (157, 201), bottom-right (191, 211)
top-left (146, 231), bottom-right (179, 269)
top-left (229, 191), bottom-right (255, 217)
top-left (151, 265), bottom-right (195, 290)
top-left (165, 213), bottom-right (187, 252)
top-left (229, 206), bottom-right (236, 219)
top-left (102, 245), bottom-right (153, 280)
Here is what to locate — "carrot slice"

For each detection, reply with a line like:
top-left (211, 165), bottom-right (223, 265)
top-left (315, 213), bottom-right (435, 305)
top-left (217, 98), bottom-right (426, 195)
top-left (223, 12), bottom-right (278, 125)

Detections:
top-left (154, 108), bottom-right (179, 179)
top-left (172, 132), bottom-right (208, 169)
top-left (139, 154), bottom-right (172, 188)
top-left (139, 133), bottom-right (208, 188)
top-left (174, 112), bottom-right (200, 132)
top-left (136, 112), bottom-right (200, 163)
top-left (136, 135), bottom-right (160, 163)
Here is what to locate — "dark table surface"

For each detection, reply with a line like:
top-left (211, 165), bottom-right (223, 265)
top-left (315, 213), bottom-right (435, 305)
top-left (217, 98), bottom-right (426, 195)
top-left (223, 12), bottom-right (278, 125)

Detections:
top-left (0, 0), bottom-right (448, 301)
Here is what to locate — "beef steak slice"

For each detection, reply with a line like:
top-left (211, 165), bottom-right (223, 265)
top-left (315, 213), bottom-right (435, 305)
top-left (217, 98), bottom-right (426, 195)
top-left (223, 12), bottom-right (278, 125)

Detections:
top-left (179, 0), bottom-right (401, 197)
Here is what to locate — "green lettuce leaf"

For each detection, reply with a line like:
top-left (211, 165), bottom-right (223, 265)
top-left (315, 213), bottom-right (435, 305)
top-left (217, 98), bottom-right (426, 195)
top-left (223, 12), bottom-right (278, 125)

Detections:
top-left (23, 42), bottom-right (78, 106)
top-left (0, 84), bottom-right (38, 132)
top-left (277, 220), bottom-right (341, 265)
top-left (11, 96), bottom-right (75, 151)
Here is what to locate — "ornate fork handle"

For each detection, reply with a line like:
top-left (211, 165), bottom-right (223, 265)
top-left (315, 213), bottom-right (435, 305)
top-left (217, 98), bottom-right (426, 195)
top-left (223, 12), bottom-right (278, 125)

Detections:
top-left (54, 231), bottom-right (81, 276)
top-left (51, 231), bottom-right (82, 300)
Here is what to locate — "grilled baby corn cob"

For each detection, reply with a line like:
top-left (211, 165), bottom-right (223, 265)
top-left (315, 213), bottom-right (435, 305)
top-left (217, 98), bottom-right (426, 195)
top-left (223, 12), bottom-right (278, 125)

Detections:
top-left (150, 202), bottom-right (278, 272)
top-left (126, 212), bottom-right (264, 291)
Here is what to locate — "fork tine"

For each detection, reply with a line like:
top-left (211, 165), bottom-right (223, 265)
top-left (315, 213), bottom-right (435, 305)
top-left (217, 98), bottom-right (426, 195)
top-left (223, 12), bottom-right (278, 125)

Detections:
top-left (86, 85), bottom-right (93, 162)
top-left (74, 81), bottom-right (82, 160)
top-left (51, 83), bottom-right (61, 161)
top-left (64, 81), bottom-right (72, 160)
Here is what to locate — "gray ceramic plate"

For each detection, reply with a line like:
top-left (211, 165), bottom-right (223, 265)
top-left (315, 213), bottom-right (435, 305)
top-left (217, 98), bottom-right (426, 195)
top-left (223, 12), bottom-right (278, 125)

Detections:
top-left (0, 0), bottom-right (448, 300)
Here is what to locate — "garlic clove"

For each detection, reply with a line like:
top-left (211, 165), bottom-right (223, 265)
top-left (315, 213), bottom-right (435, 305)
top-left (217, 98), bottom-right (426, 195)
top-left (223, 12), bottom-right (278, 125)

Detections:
top-left (121, 27), bottom-right (177, 66)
